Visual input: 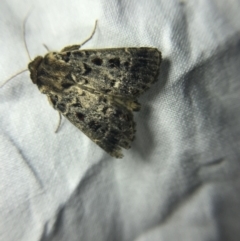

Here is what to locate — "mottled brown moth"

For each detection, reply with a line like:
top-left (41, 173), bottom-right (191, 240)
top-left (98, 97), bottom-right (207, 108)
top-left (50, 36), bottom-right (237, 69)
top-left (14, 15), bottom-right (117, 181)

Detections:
top-left (2, 19), bottom-right (162, 158)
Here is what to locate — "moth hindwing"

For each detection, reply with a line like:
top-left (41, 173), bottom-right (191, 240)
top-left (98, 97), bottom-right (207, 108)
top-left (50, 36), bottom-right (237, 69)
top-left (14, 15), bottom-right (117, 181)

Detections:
top-left (27, 22), bottom-right (162, 158)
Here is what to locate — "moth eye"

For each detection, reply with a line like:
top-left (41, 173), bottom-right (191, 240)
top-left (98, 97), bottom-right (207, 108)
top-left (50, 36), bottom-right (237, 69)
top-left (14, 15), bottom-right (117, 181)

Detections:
top-left (62, 55), bottom-right (70, 63)
top-left (108, 58), bottom-right (120, 68)
top-left (91, 57), bottom-right (103, 66)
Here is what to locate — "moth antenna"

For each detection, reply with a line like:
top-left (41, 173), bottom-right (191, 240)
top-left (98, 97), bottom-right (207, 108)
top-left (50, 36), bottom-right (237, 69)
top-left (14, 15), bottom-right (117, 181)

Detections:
top-left (55, 112), bottom-right (62, 133)
top-left (0, 69), bottom-right (28, 88)
top-left (1, 10), bottom-right (33, 88)
top-left (43, 44), bottom-right (50, 52)
top-left (23, 10), bottom-right (33, 61)
top-left (80, 20), bottom-right (98, 47)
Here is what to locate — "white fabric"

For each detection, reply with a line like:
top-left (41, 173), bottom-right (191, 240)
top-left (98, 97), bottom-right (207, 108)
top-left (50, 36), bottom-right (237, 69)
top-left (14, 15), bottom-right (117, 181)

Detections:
top-left (1, 0), bottom-right (240, 240)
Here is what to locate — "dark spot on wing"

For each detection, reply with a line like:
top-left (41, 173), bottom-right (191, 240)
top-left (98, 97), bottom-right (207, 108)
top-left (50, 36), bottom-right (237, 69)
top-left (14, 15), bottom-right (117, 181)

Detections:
top-left (92, 57), bottom-right (103, 66)
top-left (123, 61), bottom-right (130, 69)
top-left (88, 121), bottom-right (101, 132)
top-left (107, 133), bottom-right (119, 145)
top-left (102, 107), bottom-right (108, 114)
top-left (110, 80), bottom-right (116, 87)
top-left (61, 82), bottom-right (74, 88)
top-left (102, 98), bottom-right (107, 103)
top-left (109, 58), bottom-right (120, 68)
top-left (83, 63), bottom-right (92, 75)
top-left (76, 112), bottom-right (85, 121)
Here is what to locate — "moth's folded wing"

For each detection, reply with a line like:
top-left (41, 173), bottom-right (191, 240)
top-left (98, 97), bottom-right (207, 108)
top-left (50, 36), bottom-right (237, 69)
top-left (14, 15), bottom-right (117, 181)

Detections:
top-left (60, 47), bottom-right (161, 98)
top-left (50, 87), bottom-right (136, 158)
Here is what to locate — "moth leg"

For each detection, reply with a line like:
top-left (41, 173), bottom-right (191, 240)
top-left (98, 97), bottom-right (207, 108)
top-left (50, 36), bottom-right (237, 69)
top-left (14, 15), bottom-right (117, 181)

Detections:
top-left (55, 112), bottom-right (62, 133)
top-left (61, 20), bottom-right (98, 52)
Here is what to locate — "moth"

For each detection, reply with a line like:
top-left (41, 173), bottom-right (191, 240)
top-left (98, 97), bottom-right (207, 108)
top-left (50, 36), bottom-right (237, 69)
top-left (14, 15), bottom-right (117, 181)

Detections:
top-left (3, 20), bottom-right (162, 158)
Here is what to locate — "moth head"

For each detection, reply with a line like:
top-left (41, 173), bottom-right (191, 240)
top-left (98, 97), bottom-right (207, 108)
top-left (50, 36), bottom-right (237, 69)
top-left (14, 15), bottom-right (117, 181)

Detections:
top-left (28, 56), bottom-right (43, 84)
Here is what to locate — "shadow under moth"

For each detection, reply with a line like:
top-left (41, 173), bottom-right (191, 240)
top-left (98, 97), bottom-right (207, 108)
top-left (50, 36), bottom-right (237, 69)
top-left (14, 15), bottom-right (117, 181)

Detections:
top-left (2, 19), bottom-right (162, 158)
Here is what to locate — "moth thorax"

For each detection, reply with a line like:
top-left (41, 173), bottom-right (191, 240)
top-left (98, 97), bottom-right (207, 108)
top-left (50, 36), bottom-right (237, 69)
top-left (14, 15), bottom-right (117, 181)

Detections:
top-left (28, 56), bottom-right (43, 84)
